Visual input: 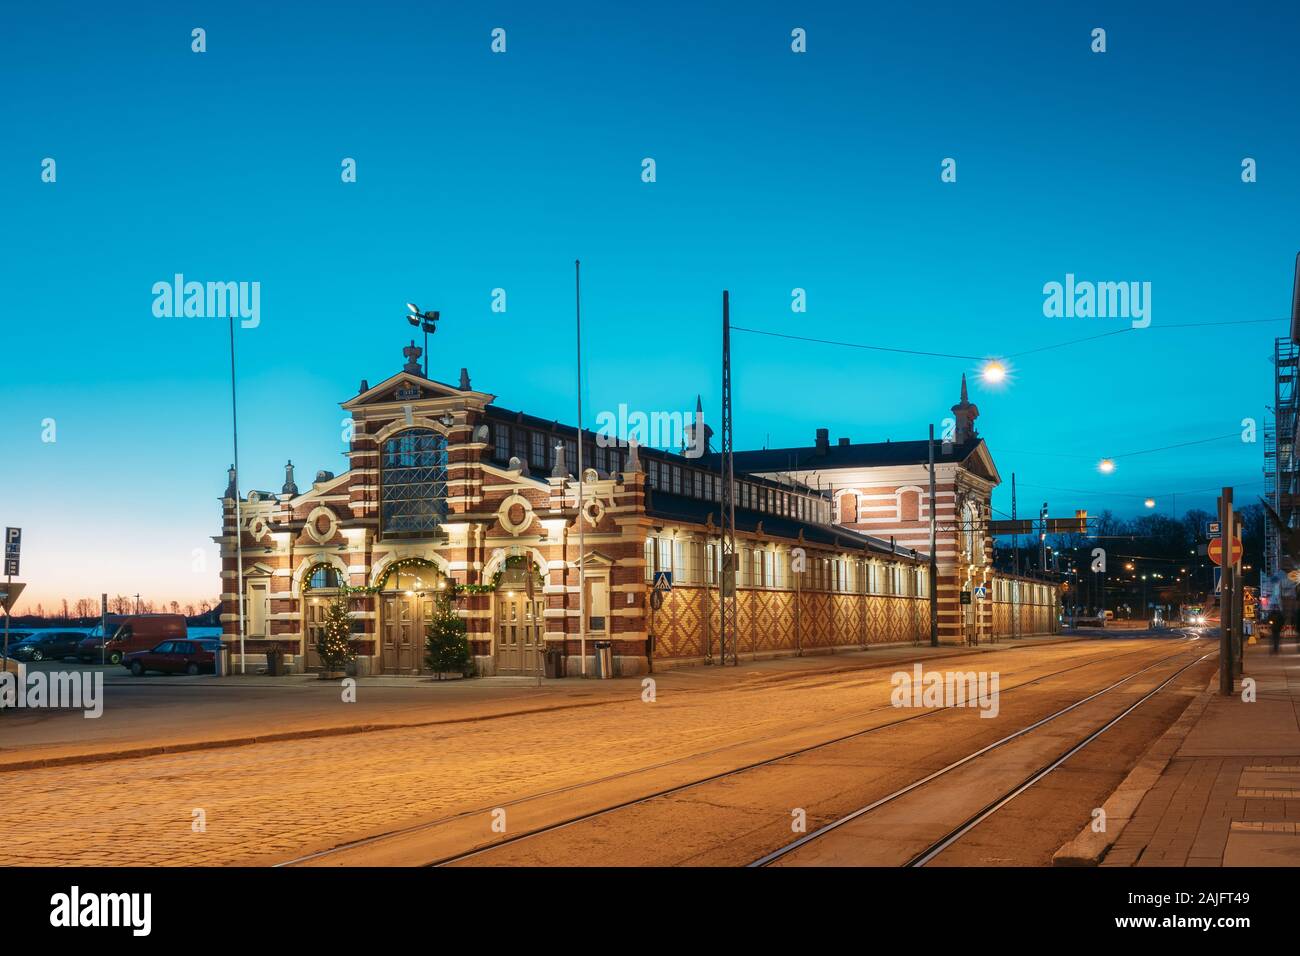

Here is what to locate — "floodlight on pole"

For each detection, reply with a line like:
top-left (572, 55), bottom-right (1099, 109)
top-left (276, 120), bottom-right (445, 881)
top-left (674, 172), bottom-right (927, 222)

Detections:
top-left (403, 302), bottom-right (440, 377)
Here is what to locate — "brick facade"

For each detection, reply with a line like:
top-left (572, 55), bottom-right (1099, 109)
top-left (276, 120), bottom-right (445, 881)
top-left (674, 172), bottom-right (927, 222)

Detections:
top-left (215, 355), bottom-right (1057, 676)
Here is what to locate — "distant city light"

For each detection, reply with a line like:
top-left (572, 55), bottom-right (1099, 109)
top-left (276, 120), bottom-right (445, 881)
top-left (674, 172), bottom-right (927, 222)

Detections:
top-left (1098, 458), bottom-right (1116, 474)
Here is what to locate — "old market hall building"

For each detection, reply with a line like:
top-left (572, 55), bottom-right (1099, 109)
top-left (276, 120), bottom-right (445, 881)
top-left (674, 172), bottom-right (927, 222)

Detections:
top-left (217, 345), bottom-right (1059, 676)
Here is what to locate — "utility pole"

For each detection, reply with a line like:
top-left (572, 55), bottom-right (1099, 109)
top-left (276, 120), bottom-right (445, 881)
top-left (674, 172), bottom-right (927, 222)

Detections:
top-left (1219, 489), bottom-right (1234, 695)
top-left (229, 312), bottom-right (246, 674)
top-left (1039, 501), bottom-right (1048, 573)
top-left (575, 261), bottom-right (587, 676)
top-left (1012, 473), bottom-right (1019, 640)
top-left (720, 291), bottom-right (737, 665)
top-left (928, 425), bottom-right (938, 647)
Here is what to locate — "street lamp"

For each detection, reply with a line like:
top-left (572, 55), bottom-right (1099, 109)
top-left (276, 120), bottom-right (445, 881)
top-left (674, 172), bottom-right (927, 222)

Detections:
top-left (981, 359), bottom-right (1008, 385)
top-left (405, 302), bottom-right (440, 378)
top-left (1144, 498), bottom-right (1155, 509)
top-left (1098, 458), bottom-right (1116, 474)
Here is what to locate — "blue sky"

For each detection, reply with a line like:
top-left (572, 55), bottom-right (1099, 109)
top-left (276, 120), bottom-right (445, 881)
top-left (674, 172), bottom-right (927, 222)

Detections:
top-left (2, 1), bottom-right (1297, 607)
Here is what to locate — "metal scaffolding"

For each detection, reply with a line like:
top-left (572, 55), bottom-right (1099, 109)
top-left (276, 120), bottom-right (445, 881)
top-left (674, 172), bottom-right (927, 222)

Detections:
top-left (1265, 337), bottom-right (1300, 576)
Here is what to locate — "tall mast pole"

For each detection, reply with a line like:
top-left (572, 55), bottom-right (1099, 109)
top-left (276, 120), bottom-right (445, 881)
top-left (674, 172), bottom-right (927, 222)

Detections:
top-left (229, 313), bottom-right (246, 674)
top-left (575, 260), bottom-right (587, 677)
top-left (928, 425), bottom-right (938, 647)
top-left (721, 291), bottom-right (737, 665)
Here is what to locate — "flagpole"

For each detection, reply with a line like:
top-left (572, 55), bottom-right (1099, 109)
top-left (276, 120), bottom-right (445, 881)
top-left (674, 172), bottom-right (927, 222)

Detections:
top-left (575, 260), bottom-right (587, 677)
top-left (229, 314), bottom-right (246, 674)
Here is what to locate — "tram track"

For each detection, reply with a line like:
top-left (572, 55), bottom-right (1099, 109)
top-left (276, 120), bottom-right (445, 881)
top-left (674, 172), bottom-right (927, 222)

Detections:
top-left (752, 648), bottom-right (1213, 867)
top-left (278, 636), bottom-right (1205, 867)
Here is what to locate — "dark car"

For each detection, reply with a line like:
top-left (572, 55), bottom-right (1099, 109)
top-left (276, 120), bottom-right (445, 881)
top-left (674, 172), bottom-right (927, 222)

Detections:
top-left (7, 631), bottom-right (85, 662)
top-left (123, 640), bottom-right (216, 677)
top-left (1, 630), bottom-right (36, 656)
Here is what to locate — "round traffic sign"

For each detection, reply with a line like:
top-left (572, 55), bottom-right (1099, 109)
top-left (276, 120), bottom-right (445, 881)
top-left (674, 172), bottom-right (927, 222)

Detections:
top-left (1208, 535), bottom-right (1243, 566)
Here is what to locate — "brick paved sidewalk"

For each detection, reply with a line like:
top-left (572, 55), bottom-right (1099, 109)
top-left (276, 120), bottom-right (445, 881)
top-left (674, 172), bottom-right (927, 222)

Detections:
top-left (1101, 642), bottom-right (1300, 866)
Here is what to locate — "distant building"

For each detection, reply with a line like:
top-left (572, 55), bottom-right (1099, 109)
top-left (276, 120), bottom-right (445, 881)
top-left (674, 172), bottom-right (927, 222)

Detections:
top-left (216, 346), bottom-right (1057, 676)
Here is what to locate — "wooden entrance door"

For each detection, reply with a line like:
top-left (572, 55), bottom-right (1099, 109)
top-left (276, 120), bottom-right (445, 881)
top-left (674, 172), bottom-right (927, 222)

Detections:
top-left (304, 598), bottom-right (328, 670)
top-left (381, 592), bottom-right (431, 674)
top-left (495, 591), bottom-right (544, 675)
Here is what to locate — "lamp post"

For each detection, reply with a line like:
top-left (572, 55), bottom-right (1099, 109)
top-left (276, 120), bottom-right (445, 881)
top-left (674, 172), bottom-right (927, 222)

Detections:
top-left (405, 303), bottom-right (440, 378)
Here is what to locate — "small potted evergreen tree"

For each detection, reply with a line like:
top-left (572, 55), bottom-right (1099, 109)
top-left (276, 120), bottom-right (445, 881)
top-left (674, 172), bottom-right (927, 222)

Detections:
top-left (425, 591), bottom-right (472, 679)
top-left (316, 590), bottom-right (356, 679)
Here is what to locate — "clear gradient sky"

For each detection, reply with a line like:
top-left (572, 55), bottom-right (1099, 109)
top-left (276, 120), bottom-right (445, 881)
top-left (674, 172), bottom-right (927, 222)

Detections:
top-left (2, 1), bottom-right (1297, 611)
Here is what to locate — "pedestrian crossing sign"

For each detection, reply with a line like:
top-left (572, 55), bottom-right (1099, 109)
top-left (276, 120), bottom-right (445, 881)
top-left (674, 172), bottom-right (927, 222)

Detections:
top-left (653, 571), bottom-right (673, 592)
top-left (973, 584), bottom-right (988, 599)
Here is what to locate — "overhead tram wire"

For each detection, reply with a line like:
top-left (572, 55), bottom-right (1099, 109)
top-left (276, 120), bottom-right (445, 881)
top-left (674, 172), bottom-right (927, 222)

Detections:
top-left (729, 316), bottom-right (1288, 363)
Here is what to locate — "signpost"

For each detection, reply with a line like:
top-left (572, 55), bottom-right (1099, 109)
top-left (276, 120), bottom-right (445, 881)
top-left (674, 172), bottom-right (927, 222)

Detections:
top-left (651, 571), bottom-right (672, 611)
top-left (1207, 535), bottom-right (1243, 567)
top-left (2, 528), bottom-right (20, 667)
top-left (1218, 491), bottom-right (1233, 695)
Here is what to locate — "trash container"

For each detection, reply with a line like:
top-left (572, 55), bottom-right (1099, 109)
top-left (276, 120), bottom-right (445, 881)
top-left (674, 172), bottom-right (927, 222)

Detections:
top-left (216, 644), bottom-right (232, 677)
top-left (544, 648), bottom-right (565, 679)
top-left (593, 641), bottom-right (613, 679)
top-left (266, 648), bottom-right (283, 676)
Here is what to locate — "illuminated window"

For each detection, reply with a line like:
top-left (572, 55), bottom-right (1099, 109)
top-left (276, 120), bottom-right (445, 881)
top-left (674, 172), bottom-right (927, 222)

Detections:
top-left (381, 428), bottom-right (448, 538)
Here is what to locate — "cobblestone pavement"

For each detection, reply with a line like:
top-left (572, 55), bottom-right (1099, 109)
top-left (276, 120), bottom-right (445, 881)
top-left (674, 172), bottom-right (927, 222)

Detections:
top-left (0, 639), bottom-right (1167, 866)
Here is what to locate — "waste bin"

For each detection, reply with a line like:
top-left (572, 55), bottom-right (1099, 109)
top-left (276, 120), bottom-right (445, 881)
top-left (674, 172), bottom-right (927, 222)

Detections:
top-left (216, 644), bottom-right (232, 677)
top-left (544, 648), bottom-right (566, 679)
top-left (593, 641), bottom-right (613, 679)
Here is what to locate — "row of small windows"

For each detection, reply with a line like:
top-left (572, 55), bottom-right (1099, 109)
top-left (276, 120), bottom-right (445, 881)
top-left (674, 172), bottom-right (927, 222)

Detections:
top-left (993, 579), bottom-right (1053, 605)
top-left (490, 423), bottom-right (831, 523)
top-left (491, 425), bottom-right (626, 476)
top-left (644, 459), bottom-right (831, 523)
top-left (644, 537), bottom-right (926, 595)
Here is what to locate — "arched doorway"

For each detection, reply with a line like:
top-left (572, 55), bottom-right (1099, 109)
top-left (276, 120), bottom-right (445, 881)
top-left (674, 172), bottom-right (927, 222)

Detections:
top-left (376, 558), bottom-right (446, 675)
top-left (488, 553), bottom-right (546, 676)
top-left (302, 563), bottom-right (346, 671)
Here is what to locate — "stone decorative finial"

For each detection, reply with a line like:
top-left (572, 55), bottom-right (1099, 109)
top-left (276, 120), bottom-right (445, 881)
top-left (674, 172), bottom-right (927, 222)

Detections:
top-left (358, 379), bottom-right (369, 394)
top-left (951, 373), bottom-right (980, 443)
top-left (551, 442), bottom-right (569, 479)
top-left (459, 367), bottom-right (471, 390)
top-left (402, 340), bottom-right (423, 375)
top-left (282, 460), bottom-right (299, 496)
top-left (224, 464), bottom-right (237, 499)
top-left (625, 437), bottom-right (642, 473)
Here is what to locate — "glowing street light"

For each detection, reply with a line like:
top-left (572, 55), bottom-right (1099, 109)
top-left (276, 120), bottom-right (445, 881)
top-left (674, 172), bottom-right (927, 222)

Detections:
top-left (1144, 498), bottom-right (1155, 508)
top-left (1098, 458), bottom-right (1116, 474)
top-left (981, 360), bottom-right (1007, 385)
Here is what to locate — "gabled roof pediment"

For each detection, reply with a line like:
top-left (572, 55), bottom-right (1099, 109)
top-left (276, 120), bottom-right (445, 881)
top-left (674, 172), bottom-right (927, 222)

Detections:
top-left (341, 371), bottom-right (495, 410)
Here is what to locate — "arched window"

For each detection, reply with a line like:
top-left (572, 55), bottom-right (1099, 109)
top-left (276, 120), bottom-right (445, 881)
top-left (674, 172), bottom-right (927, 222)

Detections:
top-left (899, 490), bottom-right (920, 522)
top-left (307, 565), bottom-right (342, 590)
top-left (381, 428), bottom-right (448, 537)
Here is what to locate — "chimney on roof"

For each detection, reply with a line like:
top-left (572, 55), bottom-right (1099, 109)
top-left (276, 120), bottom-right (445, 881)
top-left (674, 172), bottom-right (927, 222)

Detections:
top-left (815, 428), bottom-right (829, 453)
top-left (837, 437), bottom-right (850, 447)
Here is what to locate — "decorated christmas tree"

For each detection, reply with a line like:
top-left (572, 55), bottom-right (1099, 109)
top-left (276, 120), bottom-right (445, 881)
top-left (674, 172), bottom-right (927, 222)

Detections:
top-left (316, 590), bottom-right (356, 672)
top-left (425, 592), bottom-right (471, 679)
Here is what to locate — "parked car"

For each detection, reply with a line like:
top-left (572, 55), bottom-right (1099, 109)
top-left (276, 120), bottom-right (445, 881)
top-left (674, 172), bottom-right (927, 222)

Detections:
top-left (1, 630), bottom-right (36, 655)
top-left (7, 631), bottom-right (86, 662)
top-left (124, 639), bottom-right (216, 676)
top-left (99, 615), bottom-right (187, 665)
